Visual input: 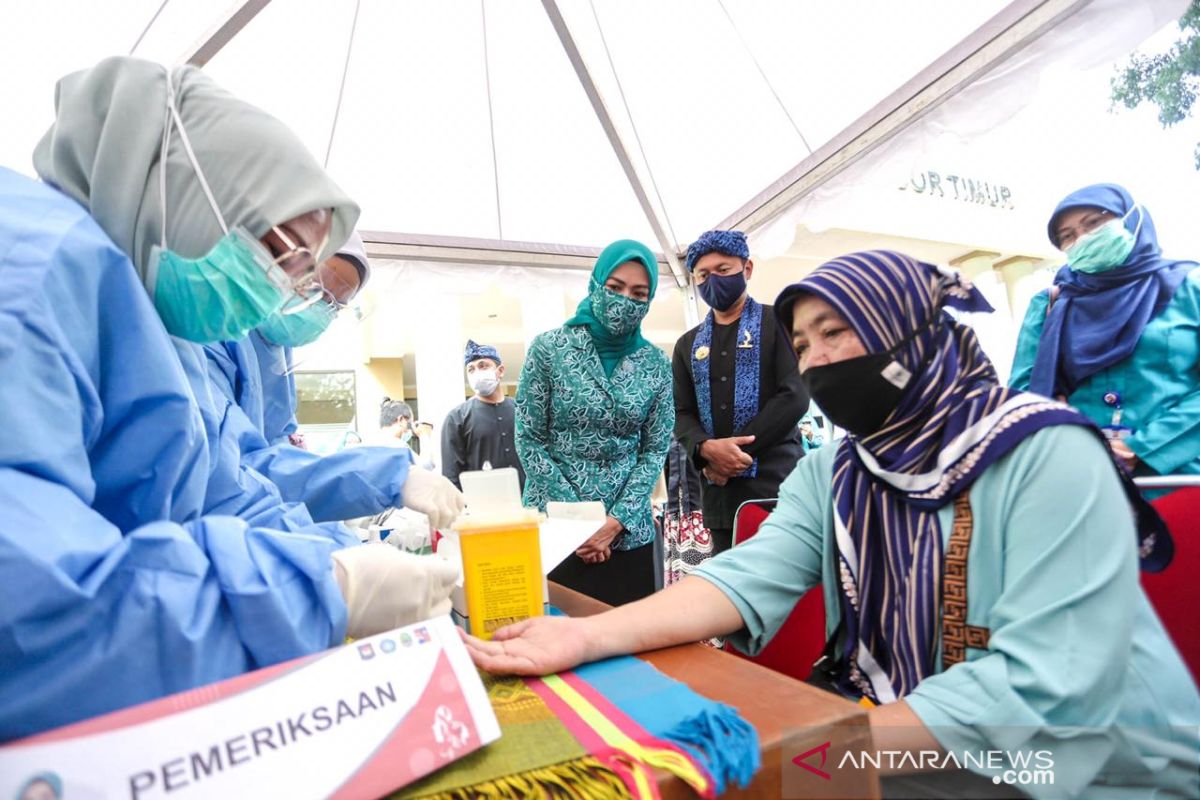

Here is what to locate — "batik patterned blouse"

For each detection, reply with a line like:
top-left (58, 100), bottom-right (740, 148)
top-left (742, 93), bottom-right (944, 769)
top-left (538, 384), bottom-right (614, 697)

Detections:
top-left (516, 324), bottom-right (674, 549)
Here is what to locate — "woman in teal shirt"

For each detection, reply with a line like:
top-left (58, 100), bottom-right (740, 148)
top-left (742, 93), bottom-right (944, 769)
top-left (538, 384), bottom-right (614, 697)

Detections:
top-left (472, 251), bottom-right (1195, 798)
top-left (1011, 184), bottom-right (1199, 481)
top-left (516, 239), bottom-right (674, 605)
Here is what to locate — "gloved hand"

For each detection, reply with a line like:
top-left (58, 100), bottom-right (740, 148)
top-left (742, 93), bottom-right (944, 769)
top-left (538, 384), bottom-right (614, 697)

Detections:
top-left (401, 468), bottom-right (464, 531)
top-left (332, 544), bottom-right (461, 638)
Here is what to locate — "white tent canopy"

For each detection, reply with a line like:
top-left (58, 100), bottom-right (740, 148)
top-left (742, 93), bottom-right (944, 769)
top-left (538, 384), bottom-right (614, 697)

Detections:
top-left (5, 0), bottom-right (1197, 451)
top-left (4, 0), bottom-right (1125, 262)
top-left (5, 0), bottom-right (1196, 286)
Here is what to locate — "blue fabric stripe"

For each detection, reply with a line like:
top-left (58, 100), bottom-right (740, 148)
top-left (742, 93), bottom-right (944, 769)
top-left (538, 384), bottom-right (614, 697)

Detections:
top-left (573, 656), bottom-right (760, 794)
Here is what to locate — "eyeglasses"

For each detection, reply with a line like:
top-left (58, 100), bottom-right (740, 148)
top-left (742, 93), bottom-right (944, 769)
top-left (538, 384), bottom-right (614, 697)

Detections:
top-left (270, 225), bottom-right (332, 315)
top-left (1055, 211), bottom-right (1116, 251)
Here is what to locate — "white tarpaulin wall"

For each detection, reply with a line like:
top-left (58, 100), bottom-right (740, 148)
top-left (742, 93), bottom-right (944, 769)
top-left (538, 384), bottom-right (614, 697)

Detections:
top-left (737, 0), bottom-right (1197, 381)
top-left (747, 0), bottom-right (1198, 263)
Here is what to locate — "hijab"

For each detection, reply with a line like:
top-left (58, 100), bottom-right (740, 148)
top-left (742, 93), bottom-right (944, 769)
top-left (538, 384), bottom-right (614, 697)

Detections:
top-left (1032, 183), bottom-right (1195, 397)
top-left (775, 251), bottom-right (1169, 703)
top-left (565, 238), bottom-right (657, 377)
top-left (33, 56), bottom-right (358, 287)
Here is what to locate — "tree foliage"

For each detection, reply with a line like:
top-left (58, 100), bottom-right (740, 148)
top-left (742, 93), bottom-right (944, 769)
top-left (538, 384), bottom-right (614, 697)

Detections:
top-left (1111, 0), bottom-right (1200, 167)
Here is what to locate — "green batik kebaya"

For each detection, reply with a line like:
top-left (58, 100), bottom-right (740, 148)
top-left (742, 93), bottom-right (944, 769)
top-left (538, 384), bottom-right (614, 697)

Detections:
top-left (516, 238), bottom-right (672, 549)
top-left (515, 325), bottom-right (673, 549)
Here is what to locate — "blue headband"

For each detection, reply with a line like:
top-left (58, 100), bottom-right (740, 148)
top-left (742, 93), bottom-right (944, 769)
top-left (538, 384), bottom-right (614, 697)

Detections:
top-left (464, 339), bottom-right (502, 366)
top-left (686, 230), bottom-right (749, 272)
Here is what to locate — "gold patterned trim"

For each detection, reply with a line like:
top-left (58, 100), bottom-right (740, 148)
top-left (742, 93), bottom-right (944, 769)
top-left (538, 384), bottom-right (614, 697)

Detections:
top-left (941, 494), bottom-right (990, 668)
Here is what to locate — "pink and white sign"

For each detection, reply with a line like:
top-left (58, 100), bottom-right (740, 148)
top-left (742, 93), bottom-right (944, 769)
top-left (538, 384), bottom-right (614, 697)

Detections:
top-left (0, 616), bottom-right (499, 799)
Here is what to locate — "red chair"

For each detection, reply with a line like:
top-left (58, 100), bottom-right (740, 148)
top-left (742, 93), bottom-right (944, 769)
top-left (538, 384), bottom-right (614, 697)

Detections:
top-left (723, 499), bottom-right (827, 681)
top-left (1138, 480), bottom-right (1200, 685)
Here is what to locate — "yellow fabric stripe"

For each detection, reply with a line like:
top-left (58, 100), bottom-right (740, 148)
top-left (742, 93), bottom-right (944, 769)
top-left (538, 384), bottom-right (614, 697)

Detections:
top-left (627, 758), bottom-right (657, 800)
top-left (540, 674), bottom-right (710, 794)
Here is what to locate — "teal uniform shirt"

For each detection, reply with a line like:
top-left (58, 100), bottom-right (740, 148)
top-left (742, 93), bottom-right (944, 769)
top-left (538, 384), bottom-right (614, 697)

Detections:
top-left (695, 426), bottom-right (1199, 798)
top-left (516, 325), bottom-right (674, 549)
top-left (1010, 267), bottom-right (1200, 478)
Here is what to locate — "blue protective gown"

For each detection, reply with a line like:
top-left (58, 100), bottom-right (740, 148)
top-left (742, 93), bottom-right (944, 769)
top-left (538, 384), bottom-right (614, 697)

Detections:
top-left (209, 331), bottom-right (298, 446)
top-left (204, 336), bottom-right (414, 523)
top-left (0, 169), bottom-right (349, 740)
top-left (176, 337), bottom-right (360, 544)
top-left (250, 331), bottom-right (299, 444)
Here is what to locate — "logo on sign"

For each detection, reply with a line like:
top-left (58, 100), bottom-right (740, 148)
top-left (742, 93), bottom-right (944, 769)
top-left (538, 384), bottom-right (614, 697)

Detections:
top-left (415, 627), bottom-right (431, 644)
top-left (432, 705), bottom-right (471, 759)
top-left (357, 643), bottom-right (375, 660)
top-left (381, 639), bottom-right (397, 654)
top-left (400, 633), bottom-right (414, 648)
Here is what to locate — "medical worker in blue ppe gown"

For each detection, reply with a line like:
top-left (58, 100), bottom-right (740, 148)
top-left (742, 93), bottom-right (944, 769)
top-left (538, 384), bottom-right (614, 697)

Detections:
top-left (204, 233), bottom-right (463, 529)
top-left (0, 57), bottom-right (458, 742)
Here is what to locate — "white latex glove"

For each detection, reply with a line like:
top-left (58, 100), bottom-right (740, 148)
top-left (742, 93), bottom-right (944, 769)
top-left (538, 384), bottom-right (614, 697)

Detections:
top-left (401, 468), bottom-right (464, 531)
top-left (332, 544), bottom-right (461, 638)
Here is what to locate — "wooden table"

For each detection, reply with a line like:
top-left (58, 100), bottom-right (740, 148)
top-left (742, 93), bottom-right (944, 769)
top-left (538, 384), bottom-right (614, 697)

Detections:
top-left (549, 584), bottom-right (880, 800)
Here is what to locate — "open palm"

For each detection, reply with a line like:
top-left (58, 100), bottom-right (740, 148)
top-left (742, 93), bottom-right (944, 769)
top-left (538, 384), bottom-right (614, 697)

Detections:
top-left (460, 616), bottom-right (595, 676)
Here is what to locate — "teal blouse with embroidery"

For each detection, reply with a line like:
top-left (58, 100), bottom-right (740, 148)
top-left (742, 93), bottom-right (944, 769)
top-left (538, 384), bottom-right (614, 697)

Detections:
top-left (1010, 267), bottom-right (1200, 477)
top-left (515, 324), bottom-right (674, 549)
top-left (696, 426), bottom-right (1199, 798)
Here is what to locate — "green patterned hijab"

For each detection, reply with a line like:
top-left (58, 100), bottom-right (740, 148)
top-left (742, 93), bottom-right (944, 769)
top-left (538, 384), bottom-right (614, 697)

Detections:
top-left (565, 239), bottom-right (658, 377)
top-left (33, 56), bottom-right (358, 287)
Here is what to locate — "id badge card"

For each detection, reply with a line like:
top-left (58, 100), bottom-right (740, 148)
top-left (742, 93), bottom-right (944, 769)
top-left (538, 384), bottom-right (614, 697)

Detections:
top-left (1101, 425), bottom-right (1133, 442)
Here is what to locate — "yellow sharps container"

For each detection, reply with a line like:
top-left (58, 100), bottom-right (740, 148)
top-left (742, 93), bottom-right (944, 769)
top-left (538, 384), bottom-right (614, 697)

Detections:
top-left (450, 469), bottom-right (545, 640)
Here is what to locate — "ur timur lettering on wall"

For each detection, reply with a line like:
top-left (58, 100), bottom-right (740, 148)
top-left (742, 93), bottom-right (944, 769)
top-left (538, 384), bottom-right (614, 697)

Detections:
top-left (900, 169), bottom-right (1014, 209)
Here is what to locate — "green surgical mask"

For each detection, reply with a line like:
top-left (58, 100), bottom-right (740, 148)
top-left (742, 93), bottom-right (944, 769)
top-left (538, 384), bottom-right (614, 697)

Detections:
top-left (148, 69), bottom-right (292, 343)
top-left (149, 229), bottom-right (289, 343)
top-left (592, 286), bottom-right (649, 336)
top-left (258, 300), bottom-right (336, 347)
top-left (1066, 208), bottom-right (1139, 274)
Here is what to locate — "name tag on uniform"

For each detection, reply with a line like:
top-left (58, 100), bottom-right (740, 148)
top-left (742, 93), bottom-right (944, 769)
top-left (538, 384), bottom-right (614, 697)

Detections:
top-left (694, 346), bottom-right (710, 361)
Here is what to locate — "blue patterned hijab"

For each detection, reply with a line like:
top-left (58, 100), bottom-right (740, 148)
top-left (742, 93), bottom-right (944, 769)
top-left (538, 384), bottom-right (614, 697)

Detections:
top-left (774, 251), bottom-right (1169, 703)
top-left (1032, 184), bottom-right (1196, 397)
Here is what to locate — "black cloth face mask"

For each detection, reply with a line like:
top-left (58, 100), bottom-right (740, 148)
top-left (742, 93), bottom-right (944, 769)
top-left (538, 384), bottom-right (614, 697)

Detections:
top-left (800, 321), bottom-right (935, 436)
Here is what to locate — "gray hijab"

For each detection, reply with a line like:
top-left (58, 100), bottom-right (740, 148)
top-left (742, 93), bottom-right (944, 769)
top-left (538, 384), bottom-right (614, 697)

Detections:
top-left (33, 56), bottom-right (358, 286)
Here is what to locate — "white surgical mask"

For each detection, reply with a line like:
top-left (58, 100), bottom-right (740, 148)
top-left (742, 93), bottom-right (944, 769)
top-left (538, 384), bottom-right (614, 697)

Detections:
top-left (469, 368), bottom-right (500, 396)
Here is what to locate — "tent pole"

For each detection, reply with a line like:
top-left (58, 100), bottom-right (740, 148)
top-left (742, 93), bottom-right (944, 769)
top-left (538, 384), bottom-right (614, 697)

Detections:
top-left (541, 0), bottom-right (689, 288)
top-left (360, 230), bottom-right (674, 276)
top-left (181, 0), bottom-right (273, 66)
top-left (715, 0), bottom-right (1088, 236)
